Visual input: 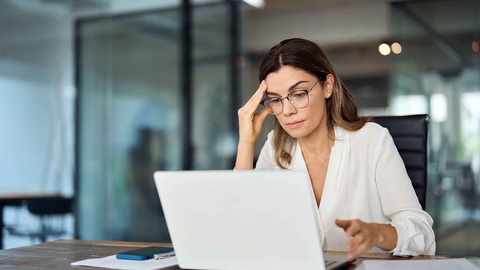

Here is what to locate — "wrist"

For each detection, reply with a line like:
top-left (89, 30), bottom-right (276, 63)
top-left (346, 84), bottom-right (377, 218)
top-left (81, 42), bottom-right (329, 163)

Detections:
top-left (376, 223), bottom-right (386, 245)
top-left (235, 142), bottom-right (256, 170)
top-left (375, 223), bottom-right (397, 251)
top-left (238, 140), bottom-right (255, 149)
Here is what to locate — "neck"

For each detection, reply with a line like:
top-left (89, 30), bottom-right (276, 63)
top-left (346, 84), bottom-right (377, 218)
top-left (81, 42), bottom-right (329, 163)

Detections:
top-left (298, 124), bottom-right (334, 157)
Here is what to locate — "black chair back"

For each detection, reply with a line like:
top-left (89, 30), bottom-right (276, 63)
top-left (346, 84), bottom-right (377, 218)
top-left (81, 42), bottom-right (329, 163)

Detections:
top-left (26, 196), bottom-right (73, 242)
top-left (27, 197), bottom-right (73, 216)
top-left (373, 114), bottom-right (429, 210)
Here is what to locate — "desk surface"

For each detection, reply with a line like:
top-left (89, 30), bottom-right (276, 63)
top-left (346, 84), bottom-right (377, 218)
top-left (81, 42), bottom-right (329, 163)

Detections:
top-left (1, 239), bottom-right (478, 270)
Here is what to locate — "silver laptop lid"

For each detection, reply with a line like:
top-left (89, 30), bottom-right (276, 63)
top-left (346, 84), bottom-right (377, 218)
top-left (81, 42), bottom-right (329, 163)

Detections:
top-left (154, 170), bottom-right (327, 270)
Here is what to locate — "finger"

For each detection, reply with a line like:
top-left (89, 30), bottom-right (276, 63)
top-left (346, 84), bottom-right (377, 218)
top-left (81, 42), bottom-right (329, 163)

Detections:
top-left (346, 238), bottom-right (363, 260)
top-left (349, 241), bottom-right (371, 260)
top-left (345, 221), bottom-right (361, 237)
top-left (248, 80), bottom-right (268, 106)
top-left (346, 242), bottom-right (359, 260)
top-left (257, 80), bottom-right (267, 93)
top-left (253, 107), bottom-right (272, 130)
top-left (347, 249), bottom-right (361, 261)
top-left (240, 81), bottom-right (267, 117)
top-left (347, 252), bottom-right (356, 261)
top-left (346, 246), bottom-right (358, 261)
top-left (335, 219), bottom-right (351, 230)
top-left (347, 233), bottom-right (364, 251)
top-left (257, 106), bottom-right (272, 120)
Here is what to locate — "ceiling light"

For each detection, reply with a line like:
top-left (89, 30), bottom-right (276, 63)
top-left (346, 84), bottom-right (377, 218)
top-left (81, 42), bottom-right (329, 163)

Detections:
top-left (242, 0), bottom-right (265, 8)
top-left (391, 42), bottom-right (402, 54)
top-left (472, 41), bottom-right (479, 53)
top-left (378, 43), bottom-right (391, 56)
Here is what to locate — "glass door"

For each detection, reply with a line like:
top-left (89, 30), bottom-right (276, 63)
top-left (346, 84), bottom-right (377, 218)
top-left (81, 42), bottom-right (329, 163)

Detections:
top-left (76, 1), bottom-right (241, 242)
top-left (191, 3), bottom-right (240, 169)
top-left (77, 9), bottom-right (182, 242)
top-left (390, 0), bottom-right (480, 256)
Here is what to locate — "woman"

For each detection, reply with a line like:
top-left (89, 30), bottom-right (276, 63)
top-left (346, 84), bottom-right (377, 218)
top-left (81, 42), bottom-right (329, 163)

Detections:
top-left (235, 38), bottom-right (435, 260)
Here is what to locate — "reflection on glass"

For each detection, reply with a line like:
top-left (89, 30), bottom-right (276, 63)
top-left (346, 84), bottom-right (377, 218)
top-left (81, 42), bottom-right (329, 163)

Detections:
top-left (430, 94), bottom-right (448, 122)
top-left (460, 92), bottom-right (480, 159)
top-left (78, 11), bottom-right (182, 242)
top-left (391, 0), bottom-right (480, 256)
top-left (192, 3), bottom-right (237, 169)
top-left (389, 95), bottom-right (428, 115)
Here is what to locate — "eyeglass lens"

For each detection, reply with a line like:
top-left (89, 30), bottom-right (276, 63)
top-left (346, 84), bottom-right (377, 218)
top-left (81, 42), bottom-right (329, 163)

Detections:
top-left (263, 80), bottom-right (319, 115)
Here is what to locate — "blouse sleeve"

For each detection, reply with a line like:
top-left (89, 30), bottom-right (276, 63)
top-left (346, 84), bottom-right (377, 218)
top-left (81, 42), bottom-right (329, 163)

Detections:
top-left (373, 126), bottom-right (436, 256)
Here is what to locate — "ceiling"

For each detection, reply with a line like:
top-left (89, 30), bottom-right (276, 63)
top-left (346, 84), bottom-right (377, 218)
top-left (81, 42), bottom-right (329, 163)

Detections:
top-left (2, 0), bottom-right (478, 80)
top-left (243, 0), bottom-right (393, 78)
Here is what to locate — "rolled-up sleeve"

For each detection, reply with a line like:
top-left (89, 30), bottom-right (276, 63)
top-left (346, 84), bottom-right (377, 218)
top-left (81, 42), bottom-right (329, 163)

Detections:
top-left (391, 213), bottom-right (436, 256)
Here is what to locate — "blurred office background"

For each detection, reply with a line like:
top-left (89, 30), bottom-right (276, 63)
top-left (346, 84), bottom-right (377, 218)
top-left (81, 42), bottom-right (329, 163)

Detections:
top-left (0, 0), bottom-right (479, 256)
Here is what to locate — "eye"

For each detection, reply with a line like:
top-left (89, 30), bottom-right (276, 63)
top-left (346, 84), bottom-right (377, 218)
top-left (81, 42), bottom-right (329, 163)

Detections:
top-left (268, 98), bottom-right (282, 106)
top-left (289, 91), bottom-right (307, 100)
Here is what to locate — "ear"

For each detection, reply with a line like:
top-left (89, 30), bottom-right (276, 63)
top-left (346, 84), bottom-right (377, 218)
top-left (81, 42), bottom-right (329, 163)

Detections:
top-left (324, 74), bottom-right (335, 98)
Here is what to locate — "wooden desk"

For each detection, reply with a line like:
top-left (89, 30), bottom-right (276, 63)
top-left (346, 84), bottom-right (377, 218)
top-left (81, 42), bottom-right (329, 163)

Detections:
top-left (0, 192), bottom-right (61, 249)
top-left (1, 239), bottom-right (478, 269)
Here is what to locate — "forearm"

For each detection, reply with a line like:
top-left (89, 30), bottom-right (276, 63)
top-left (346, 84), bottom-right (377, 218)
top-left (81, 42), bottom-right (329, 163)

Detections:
top-left (234, 142), bottom-right (256, 170)
top-left (235, 80), bottom-right (270, 170)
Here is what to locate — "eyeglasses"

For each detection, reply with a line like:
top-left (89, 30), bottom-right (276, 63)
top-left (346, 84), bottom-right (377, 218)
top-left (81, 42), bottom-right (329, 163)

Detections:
top-left (261, 80), bottom-right (320, 115)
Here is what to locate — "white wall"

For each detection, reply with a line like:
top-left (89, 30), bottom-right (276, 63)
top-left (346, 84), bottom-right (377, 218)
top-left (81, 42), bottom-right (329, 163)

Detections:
top-left (0, 2), bottom-right (75, 194)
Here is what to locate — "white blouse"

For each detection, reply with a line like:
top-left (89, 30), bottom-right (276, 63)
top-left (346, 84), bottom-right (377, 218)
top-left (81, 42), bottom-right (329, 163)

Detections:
top-left (255, 123), bottom-right (436, 256)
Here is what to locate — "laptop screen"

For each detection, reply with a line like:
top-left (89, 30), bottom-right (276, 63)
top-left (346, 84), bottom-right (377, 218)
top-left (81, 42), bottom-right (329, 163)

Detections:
top-left (154, 170), bottom-right (350, 270)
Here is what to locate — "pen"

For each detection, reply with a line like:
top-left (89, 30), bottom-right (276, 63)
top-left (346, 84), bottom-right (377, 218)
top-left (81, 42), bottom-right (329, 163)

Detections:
top-left (153, 251), bottom-right (175, 260)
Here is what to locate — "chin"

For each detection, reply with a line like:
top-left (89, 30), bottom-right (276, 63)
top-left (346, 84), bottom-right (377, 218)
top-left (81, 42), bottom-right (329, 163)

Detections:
top-left (283, 129), bottom-right (307, 139)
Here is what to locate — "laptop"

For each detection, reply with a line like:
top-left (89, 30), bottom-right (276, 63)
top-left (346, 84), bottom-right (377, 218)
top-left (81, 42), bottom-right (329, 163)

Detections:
top-left (154, 170), bottom-right (353, 270)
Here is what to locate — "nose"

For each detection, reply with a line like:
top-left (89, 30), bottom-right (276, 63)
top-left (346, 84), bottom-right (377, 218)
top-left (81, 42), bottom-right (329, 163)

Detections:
top-left (281, 98), bottom-right (297, 116)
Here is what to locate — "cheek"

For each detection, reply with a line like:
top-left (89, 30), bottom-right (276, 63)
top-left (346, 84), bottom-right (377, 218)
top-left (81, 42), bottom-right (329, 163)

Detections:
top-left (306, 96), bottom-right (326, 115)
top-left (305, 98), bottom-right (328, 125)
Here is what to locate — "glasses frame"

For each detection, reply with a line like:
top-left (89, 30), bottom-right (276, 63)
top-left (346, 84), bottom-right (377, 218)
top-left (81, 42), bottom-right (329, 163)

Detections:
top-left (261, 80), bottom-right (320, 115)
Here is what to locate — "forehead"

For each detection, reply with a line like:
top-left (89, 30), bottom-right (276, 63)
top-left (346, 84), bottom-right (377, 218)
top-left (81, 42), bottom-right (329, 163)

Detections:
top-left (265, 66), bottom-right (316, 93)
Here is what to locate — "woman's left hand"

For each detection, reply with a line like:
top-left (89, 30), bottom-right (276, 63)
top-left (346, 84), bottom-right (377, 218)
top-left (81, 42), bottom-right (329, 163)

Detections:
top-left (335, 219), bottom-right (397, 260)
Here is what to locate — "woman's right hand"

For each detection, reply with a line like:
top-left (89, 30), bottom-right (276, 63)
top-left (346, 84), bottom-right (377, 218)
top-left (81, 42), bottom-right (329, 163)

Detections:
top-left (237, 80), bottom-right (272, 145)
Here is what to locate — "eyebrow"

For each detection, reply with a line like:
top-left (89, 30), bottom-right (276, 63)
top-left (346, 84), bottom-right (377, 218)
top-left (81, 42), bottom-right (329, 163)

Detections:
top-left (265, 80), bottom-right (310, 96)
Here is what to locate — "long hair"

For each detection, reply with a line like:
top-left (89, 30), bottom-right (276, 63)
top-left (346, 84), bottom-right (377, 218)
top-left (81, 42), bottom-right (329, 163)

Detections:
top-left (259, 38), bottom-right (368, 168)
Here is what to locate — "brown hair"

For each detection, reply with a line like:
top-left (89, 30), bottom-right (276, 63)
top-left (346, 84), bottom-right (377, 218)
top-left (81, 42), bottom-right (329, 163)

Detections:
top-left (259, 38), bottom-right (368, 168)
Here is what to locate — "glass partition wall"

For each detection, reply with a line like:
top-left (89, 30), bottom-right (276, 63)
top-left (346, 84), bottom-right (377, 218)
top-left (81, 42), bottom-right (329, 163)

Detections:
top-left (390, 0), bottom-right (480, 256)
top-left (76, 2), bottom-right (241, 242)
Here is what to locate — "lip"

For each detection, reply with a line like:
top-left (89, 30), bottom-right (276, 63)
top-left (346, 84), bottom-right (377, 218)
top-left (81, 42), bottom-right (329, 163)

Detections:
top-left (285, 120), bottom-right (305, 129)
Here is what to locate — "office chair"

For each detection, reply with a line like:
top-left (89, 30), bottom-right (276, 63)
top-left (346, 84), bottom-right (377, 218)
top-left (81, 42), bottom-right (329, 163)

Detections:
top-left (2, 199), bottom-right (24, 236)
top-left (373, 114), bottom-right (429, 210)
top-left (7, 196), bottom-right (73, 243)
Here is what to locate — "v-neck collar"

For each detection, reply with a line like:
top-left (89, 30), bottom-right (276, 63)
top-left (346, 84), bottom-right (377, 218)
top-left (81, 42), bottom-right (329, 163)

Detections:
top-left (292, 126), bottom-right (351, 240)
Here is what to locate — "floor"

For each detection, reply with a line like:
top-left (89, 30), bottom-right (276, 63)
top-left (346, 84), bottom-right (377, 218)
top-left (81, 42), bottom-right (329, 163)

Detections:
top-left (2, 206), bottom-right (74, 250)
top-left (436, 221), bottom-right (480, 257)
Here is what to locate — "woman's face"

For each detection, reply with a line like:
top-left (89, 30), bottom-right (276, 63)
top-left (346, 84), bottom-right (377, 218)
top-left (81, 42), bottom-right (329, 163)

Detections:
top-left (264, 66), bottom-right (333, 139)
